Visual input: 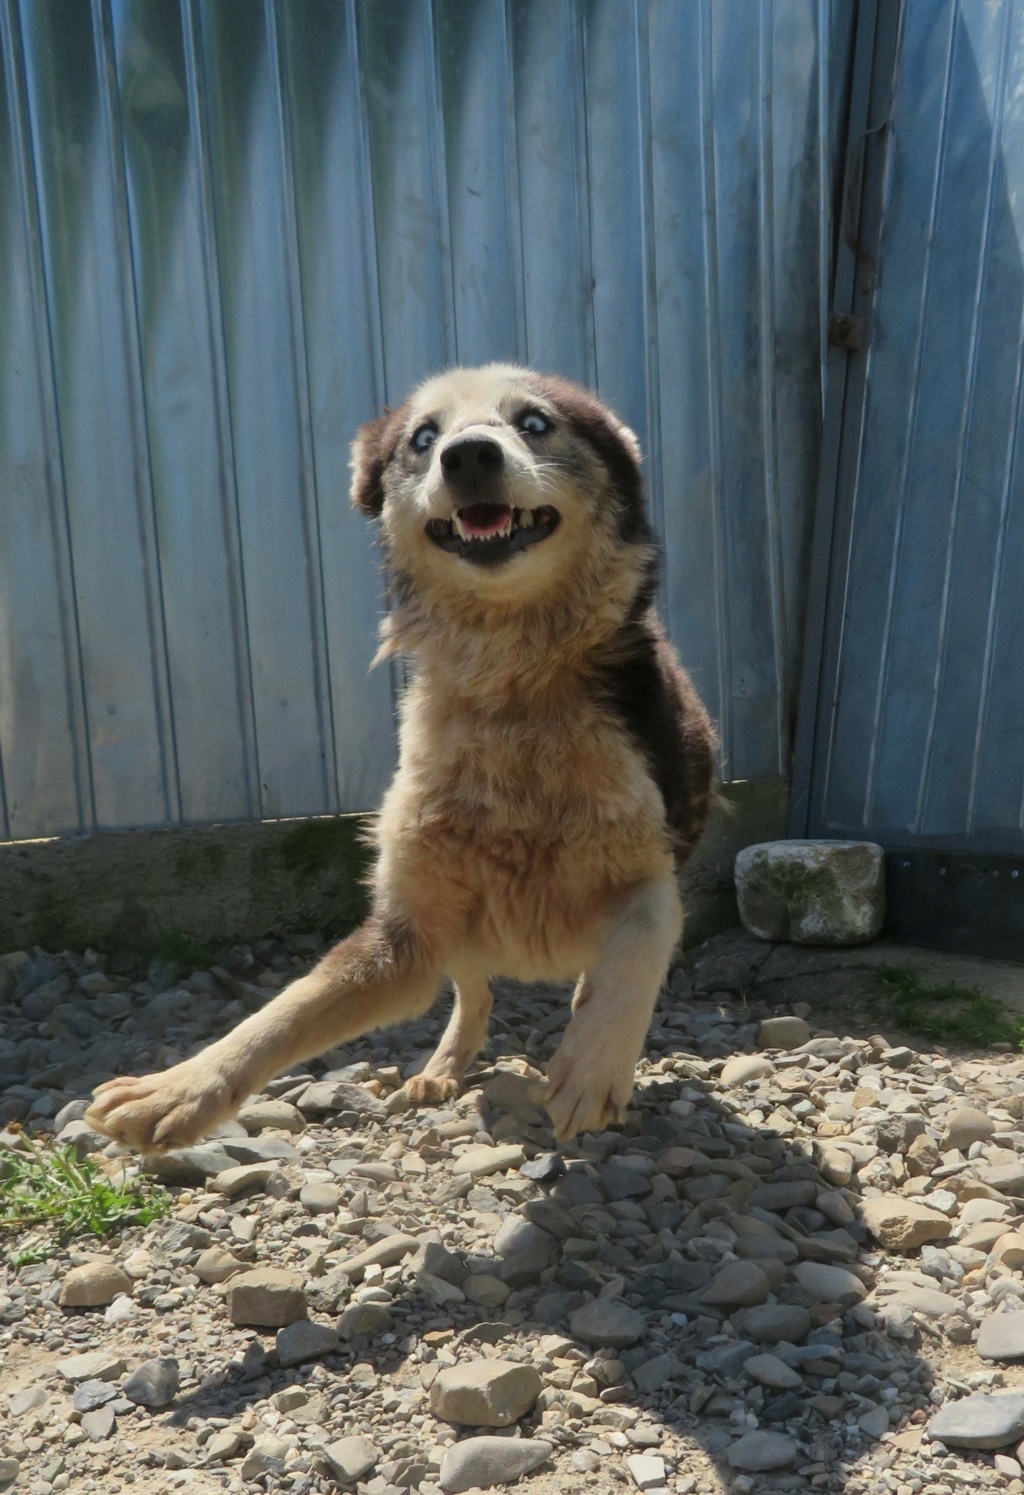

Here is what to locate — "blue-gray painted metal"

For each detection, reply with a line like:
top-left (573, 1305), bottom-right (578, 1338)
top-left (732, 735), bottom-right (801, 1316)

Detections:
top-left (808, 0), bottom-right (1024, 853)
top-left (0, 0), bottom-right (850, 841)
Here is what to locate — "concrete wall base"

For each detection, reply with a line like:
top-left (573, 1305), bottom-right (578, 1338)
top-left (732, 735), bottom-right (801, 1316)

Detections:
top-left (0, 777), bottom-right (786, 960)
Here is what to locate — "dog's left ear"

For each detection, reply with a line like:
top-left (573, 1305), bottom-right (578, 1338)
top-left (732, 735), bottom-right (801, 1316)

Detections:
top-left (537, 377), bottom-right (649, 543)
top-left (350, 411), bottom-right (396, 518)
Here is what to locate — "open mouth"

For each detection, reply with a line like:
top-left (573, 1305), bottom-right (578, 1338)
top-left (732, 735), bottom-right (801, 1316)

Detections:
top-left (425, 503), bottom-right (560, 566)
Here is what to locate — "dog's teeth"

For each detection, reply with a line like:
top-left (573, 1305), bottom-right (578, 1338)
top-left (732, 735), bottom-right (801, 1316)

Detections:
top-left (518, 508), bottom-right (534, 528)
top-left (453, 514), bottom-right (469, 541)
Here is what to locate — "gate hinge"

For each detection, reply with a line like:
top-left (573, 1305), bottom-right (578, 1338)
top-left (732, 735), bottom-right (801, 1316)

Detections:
top-left (827, 312), bottom-right (865, 352)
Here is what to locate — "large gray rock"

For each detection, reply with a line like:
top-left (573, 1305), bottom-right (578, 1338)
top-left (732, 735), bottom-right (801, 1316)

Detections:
top-left (430, 1360), bottom-right (542, 1427)
top-left (570, 1300), bottom-right (646, 1349)
top-left (928, 1392), bottom-right (1024, 1449)
top-left (735, 840), bottom-right (885, 945)
top-left (227, 1268), bottom-right (306, 1327)
top-left (439, 1437), bottom-right (552, 1493)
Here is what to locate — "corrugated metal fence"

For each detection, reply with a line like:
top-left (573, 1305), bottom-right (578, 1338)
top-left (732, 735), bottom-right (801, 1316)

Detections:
top-left (0, 0), bottom-right (852, 842)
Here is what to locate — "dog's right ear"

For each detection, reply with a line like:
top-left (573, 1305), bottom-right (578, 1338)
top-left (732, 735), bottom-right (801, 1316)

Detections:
top-left (350, 410), bottom-right (396, 518)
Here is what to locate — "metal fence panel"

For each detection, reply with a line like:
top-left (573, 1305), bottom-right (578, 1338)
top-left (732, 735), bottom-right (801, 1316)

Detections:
top-left (0, 0), bottom-right (849, 839)
top-left (808, 0), bottom-right (1024, 853)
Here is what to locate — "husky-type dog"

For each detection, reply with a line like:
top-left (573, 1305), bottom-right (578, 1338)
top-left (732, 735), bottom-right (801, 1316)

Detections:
top-left (87, 365), bottom-right (714, 1149)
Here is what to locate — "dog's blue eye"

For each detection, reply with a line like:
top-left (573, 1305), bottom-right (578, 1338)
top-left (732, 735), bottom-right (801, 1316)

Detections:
top-left (411, 423), bottom-right (438, 452)
top-left (519, 411), bottom-right (551, 436)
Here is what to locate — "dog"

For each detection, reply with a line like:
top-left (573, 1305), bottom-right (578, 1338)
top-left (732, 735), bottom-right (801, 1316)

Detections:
top-left (86, 364), bottom-right (714, 1150)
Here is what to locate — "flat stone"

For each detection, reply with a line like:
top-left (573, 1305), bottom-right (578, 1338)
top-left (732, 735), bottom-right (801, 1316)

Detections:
top-left (227, 1268), bottom-right (306, 1327)
top-left (945, 1107), bottom-right (996, 1151)
top-left (570, 1300), bottom-right (646, 1349)
top-left (625, 1454), bottom-right (667, 1492)
top-left (56, 1351), bottom-right (127, 1384)
top-left (979, 1162), bottom-right (1024, 1197)
top-left (726, 1431), bottom-right (798, 1472)
top-left (210, 1161), bottom-right (276, 1197)
top-left (743, 1353), bottom-right (803, 1390)
top-left (737, 1304), bottom-right (811, 1345)
top-left (700, 1261), bottom-right (770, 1308)
top-left (758, 1015), bottom-right (812, 1051)
top-left (241, 1436), bottom-right (289, 1478)
top-left (8, 1387), bottom-right (46, 1417)
top-left (60, 1261), bottom-right (133, 1308)
top-left (928, 1391), bottom-right (1024, 1449)
top-left (859, 1405), bottom-right (890, 1440)
top-left (0, 1460), bottom-right (19, 1488)
top-left (860, 1197), bottom-right (950, 1251)
top-left (792, 1262), bottom-right (866, 1303)
top-left (194, 1247), bottom-right (245, 1284)
top-left (493, 1217), bottom-right (558, 1286)
top-left (430, 1359), bottom-right (542, 1427)
top-left (296, 1080), bottom-right (385, 1117)
top-left (323, 1434), bottom-right (379, 1484)
top-left (993, 1233), bottom-right (1024, 1269)
top-left (881, 1285), bottom-right (961, 1318)
top-left (277, 1318), bottom-right (339, 1366)
top-left (80, 1404), bottom-right (116, 1441)
top-left (143, 1144), bottom-right (234, 1184)
top-left (978, 1314), bottom-right (1024, 1361)
top-left (599, 1163), bottom-right (653, 1201)
top-left (236, 1098), bottom-right (306, 1134)
top-left (122, 1358), bottom-right (179, 1408)
top-left (464, 1275), bottom-right (510, 1308)
top-left (205, 1431), bottom-right (241, 1463)
top-left (337, 1302), bottom-right (393, 1339)
top-left (72, 1379), bottom-right (119, 1413)
top-left (746, 1181), bottom-right (816, 1211)
top-left (336, 1233), bottom-right (419, 1283)
top-left (439, 1436), bottom-right (552, 1493)
top-left (735, 839), bottom-right (884, 945)
top-left (299, 1180), bottom-right (341, 1214)
top-left (721, 1055), bottom-right (775, 1087)
top-left (452, 1144), bottom-right (525, 1179)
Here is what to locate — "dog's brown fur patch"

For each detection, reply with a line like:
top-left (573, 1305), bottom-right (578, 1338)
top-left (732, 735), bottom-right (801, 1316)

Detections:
top-left (87, 364), bottom-right (714, 1151)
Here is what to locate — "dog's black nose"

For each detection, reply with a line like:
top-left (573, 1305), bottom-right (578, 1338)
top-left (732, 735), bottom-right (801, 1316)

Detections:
top-left (440, 435), bottom-right (505, 483)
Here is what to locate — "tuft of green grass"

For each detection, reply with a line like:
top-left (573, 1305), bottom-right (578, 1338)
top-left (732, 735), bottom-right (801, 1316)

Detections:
top-left (876, 964), bottom-right (1024, 1049)
top-left (150, 925), bottom-right (215, 976)
top-left (10, 1243), bottom-right (52, 1269)
top-left (0, 1137), bottom-right (169, 1242)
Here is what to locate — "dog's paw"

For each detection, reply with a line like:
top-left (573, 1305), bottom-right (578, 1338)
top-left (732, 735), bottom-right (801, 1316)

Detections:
top-left (544, 1046), bottom-right (636, 1142)
top-left (403, 1073), bottom-right (461, 1106)
top-left (85, 1062), bottom-right (235, 1152)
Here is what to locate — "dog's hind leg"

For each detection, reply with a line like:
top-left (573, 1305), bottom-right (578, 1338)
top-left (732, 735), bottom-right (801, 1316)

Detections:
top-left (544, 879), bottom-right (682, 1142)
top-left (85, 915), bottom-right (443, 1152)
top-left (404, 972), bottom-right (493, 1104)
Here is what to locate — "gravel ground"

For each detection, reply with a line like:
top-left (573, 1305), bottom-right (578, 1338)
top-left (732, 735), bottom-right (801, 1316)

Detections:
top-left (3, 930), bottom-right (1024, 1495)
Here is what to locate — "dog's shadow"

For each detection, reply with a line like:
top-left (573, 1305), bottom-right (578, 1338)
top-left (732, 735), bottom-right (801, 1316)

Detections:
top-left (146, 992), bottom-right (952, 1495)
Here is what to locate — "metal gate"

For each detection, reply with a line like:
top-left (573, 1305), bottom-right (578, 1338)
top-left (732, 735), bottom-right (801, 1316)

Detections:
top-left (1, 0), bottom-right (852, 843)
top-left (793, 0), bottom-right (1024, 955)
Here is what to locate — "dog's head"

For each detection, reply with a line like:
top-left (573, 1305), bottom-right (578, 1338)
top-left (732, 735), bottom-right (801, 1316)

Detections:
top-left (350, 365), bottom-right (652, 606)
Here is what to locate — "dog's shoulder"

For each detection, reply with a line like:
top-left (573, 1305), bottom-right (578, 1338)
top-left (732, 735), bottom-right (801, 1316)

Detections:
top-left (589, 608), bottom-right (715, 865)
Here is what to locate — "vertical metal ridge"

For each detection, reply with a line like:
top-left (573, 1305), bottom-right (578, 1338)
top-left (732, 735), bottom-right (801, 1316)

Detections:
top-left (264, 0), bottom-right (338, 814)
top-left (570, 0), bottom-right (597, 388)
top-left (916, 0), bottom-right (1013, 835)
top-left (757, 0), bottom-right (787, 775)
top-left (91, 0), bottom-right (181, 826)
top-left (817, 0), bottom-right (830, 405)
top-left (499, 0), bottom-right (527, 364)
top-left (633, 0), bottom-right (666, 619)
top-left (425, 0), bottom-right (456, 367)
top-left (863, 0), bottom-right (958, 828)
top-left (697, 0), bottom-right (731, 777)
top-left (4, 0), bottom-right (93, 833)
top-left (181, 0), bottom-right (261, 820)
top-left (813, 0), bottom-right (890, 827)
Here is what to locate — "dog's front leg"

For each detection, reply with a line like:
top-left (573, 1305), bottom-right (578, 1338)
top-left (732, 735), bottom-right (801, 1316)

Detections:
top-left (545, 879), bottom-right (682, 1142)
top-left (404, 971), bottom-right (493, 1104)
top-left (86, 916), bottom-right (441, 1152)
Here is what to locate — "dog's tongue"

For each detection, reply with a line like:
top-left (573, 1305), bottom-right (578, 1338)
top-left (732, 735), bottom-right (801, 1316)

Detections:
top-left (457, 503), bottom-right (512, 538)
